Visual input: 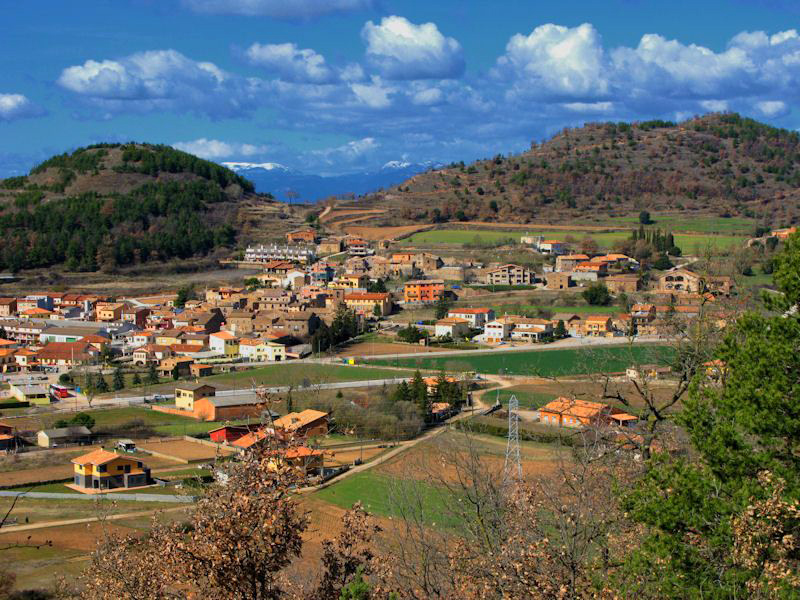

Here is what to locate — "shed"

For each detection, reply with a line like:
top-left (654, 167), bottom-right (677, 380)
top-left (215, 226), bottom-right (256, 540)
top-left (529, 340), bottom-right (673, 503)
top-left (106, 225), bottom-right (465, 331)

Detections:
top-left (37, 426), bottom-right (92, 448)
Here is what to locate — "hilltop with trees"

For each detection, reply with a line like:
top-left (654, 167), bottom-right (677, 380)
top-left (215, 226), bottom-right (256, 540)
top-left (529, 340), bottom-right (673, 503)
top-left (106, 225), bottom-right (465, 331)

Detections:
top-left (354, 113), bottom-right (800, 229)
top-left (0, 143), bottom-right (296, 273)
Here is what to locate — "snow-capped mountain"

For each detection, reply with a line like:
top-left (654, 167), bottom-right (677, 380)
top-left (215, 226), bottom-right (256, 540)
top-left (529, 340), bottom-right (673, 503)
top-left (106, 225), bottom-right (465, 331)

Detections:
top-left (221, 161), bottom-right (291, 172)
top-left (223, 161), bottom-right (440, 203)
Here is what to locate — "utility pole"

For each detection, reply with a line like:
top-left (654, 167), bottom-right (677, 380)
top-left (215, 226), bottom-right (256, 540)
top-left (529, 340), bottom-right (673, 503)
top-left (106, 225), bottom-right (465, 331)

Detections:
top-left (504, 394), bottom-right (522, 483)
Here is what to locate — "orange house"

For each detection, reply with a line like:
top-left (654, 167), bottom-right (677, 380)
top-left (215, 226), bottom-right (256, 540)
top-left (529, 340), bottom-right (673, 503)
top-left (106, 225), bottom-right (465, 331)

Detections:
top-left (584, 315), bottom-right (613, 336)
top-left (539, 397), bottom-right (637, 428)
top-left (403, 279), bottom-right (444, 304)
top-left (287, 229), bottom-right (318, 244)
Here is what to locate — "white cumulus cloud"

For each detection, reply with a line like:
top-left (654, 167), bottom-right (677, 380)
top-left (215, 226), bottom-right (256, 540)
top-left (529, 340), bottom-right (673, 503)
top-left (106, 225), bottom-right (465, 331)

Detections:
top-left (172, 138), bottom-right (269, 159)
top-left (181, 0), bottom-right (372, 18)
top-left (494, 23), bottom-right (610, 100)
top-left (244, 42), bottom-right (335, 83)
top-left (362, 16), bottom-right (465, 80)
top-left (58, 49), bottom-right (259, 118)
top-left (0, 93), bottom-right (44, 121)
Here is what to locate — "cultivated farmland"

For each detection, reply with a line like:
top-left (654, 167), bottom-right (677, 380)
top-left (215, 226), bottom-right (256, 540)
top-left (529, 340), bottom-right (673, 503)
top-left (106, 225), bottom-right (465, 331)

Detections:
top-left (366, 344), bottom-right (673, 376)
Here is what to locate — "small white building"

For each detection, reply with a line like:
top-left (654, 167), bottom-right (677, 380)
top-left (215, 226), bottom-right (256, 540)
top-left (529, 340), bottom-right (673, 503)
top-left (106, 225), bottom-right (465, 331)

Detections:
top-left (484, 318), bottom-right (514, 344)
top-left (434, 318), bottom-right (471, 339)
top-left (509, 318), bottom-right (553, 342)
top-left (238, 338), bottom-right (287, 362)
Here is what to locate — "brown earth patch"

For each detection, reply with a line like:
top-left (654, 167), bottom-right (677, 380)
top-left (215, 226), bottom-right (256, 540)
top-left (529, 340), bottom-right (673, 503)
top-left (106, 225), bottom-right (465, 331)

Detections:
top-left (0, 521), bottom-right (138, 552)
top-left (335, 342), bottom-right (450, 357)
top-left (138, 440), bottom-right (235, 462)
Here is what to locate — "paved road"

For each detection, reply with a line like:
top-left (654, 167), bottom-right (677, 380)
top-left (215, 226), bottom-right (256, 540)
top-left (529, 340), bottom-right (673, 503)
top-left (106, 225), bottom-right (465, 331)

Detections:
top-left (88, 377), bottom-right (415, 407)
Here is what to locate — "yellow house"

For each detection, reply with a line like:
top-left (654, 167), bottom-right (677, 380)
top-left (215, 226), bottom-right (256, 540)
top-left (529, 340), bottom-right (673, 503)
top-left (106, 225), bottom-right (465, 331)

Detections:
top-left (96, 302), bottom-right (125, 322)
top-left (343, 292), bottom-right (392, 316)
top-left (210, 331), bottom-right (239, 357)
top-left (174, 383), bottom-right (217, 411)
top-left (330, 274), bottom-right (370, 290)
top-left (72, 449), bottom-right (151, 491)
top-left (155, 330), bottom-right (185, 346)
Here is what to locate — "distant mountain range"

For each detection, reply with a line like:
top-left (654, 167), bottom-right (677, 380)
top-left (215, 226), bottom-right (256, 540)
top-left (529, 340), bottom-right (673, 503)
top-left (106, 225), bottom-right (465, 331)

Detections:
top-left (222, 161), bottom-right (440, 202)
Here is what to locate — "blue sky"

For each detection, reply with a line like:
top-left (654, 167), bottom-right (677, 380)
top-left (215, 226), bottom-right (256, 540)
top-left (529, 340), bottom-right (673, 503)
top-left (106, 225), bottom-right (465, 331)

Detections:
top-left (1, 0), bottom-right (799, 176)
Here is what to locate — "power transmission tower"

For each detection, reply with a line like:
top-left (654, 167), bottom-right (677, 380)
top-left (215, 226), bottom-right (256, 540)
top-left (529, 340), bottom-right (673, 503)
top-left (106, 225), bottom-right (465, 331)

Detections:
top-left (504, 394), bottom-right (522, 482)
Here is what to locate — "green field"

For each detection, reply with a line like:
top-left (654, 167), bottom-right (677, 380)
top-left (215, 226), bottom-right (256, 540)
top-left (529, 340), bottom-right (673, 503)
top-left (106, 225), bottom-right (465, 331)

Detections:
top-left (493, 388), bottom-right (558, 409)
top-left (207, 363), bottom-right (413, 386)
top-left (599, 214), bottom-right (756, 235)
top-left (367, 344), bottom-right (673, 376)
top-left (399, 228), bottom-right (745, 251)
top-left (8, 405), bottom-right (260, 437)
top-left (315, 471), bottom-right (456, 526)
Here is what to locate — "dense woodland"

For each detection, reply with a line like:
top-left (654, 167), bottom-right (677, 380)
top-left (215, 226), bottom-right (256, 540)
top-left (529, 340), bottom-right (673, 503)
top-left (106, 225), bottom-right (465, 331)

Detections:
top-left (374, 113), bottom-right (800, 226)
top-left (0, 144), bottom-right (257, 272)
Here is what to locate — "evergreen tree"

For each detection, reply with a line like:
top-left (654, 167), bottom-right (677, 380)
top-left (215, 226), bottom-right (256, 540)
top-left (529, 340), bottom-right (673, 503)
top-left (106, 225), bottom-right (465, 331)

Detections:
top-left (434, 295), bottom-right (453, 319)
top-left (554, 320), bottom-right (567, 339)
top-left (410, 371), bottom-right (431, 421)
top-left (619, 233), bottom-right (800, 597)
top-left (132, 371), bottom-right (142, 386)
top-left (94, 373), bottom-right (109, 393)
top-left (112, 367), bottom-right (124, 391)
top-left (172, 365), bottom-right (180, 381)
top-left (147, 363), bottom-right (158, 385)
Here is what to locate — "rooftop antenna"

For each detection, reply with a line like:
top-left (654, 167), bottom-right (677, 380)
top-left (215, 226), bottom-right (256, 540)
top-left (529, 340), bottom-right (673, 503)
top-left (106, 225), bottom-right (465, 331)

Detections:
top-left (504, 394), bottom-right (522, 483)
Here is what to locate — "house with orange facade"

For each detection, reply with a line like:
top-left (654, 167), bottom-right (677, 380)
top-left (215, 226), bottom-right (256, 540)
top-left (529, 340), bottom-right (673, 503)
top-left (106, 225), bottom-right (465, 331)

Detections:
top-left (403, 279), bottom-right (444, 304)
top-left (538, 398), bottom-right (637, 428)
top-left (583, 315), bottom-right (613, 336)
top-left (287, 228), bottom-right (318, 244)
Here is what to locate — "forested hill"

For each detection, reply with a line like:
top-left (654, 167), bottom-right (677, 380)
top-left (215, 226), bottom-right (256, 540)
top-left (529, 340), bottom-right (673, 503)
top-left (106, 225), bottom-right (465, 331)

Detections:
top-left (0, 144), bottom-right (276, 273)
top-left (368, 113), bottom-right (800, 227)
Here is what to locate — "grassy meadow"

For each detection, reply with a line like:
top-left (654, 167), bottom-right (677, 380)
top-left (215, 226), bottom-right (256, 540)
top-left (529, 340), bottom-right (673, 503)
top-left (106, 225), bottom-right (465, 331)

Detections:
top-left (367, 344), bottom-right (673, 376)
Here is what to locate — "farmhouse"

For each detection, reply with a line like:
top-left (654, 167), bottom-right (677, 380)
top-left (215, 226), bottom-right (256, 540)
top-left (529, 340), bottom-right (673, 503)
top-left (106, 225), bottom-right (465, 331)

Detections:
top-left (72, 449), bottom-right (151, 491)
top-left (273, 409), bottom-right (329, 438)
top-left (604, 274), bottom-right (640, 294)
top-left (555, 254), bottom-right (589, 272)
top-left (193, 395), bottom-right (275, 422)
top-left (545, 272), bottom-right (572, 290)
top-left (539, 398), bottom-right (637, 428)
top-left (434, 317), bottom-right (471, 339)
top-left (157, 356), bottom-right (194, 378)
top-left (37, 426), bottom-right (92, 448)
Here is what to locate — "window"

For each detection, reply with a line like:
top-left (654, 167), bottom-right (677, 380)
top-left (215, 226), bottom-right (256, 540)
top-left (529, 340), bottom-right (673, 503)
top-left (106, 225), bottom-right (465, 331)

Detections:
top-left (98, 465), bottom-right (106, 472)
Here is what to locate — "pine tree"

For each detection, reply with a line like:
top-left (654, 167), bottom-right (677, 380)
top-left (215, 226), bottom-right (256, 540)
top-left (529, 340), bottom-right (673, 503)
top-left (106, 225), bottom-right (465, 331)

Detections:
top-left (410, 371), bottom-right (431, 421)
top-left (147, 363), bottom-right (158, 385)
top-left (132, 371), bottom-right (142, 386)
top-left (95, 374), bottom-right (109, 393)
top-left (555, 320), bottom-right (567, 339)
top-left (112, 367), bottom-right (124, 391)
